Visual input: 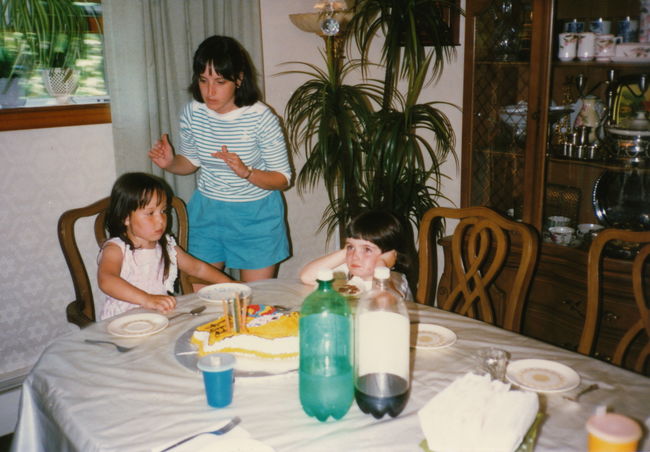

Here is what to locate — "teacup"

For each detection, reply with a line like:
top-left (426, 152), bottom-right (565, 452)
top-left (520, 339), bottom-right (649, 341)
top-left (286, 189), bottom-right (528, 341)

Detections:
top-left (546, 215), bottom-right (571, 229)
top-left (577, 223), bottom-right (604, 237)
top-left (549, 226), bottom-right (575, 246)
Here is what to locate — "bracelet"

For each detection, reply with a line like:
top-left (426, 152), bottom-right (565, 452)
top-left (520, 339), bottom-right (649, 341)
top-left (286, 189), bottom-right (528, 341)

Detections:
top-left (243, 165), bottom-right (253, 179)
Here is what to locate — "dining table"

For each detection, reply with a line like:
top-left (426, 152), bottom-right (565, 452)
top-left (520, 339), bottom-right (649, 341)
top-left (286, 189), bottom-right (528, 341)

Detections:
top-left (9, 278), bottom-right (650, 452)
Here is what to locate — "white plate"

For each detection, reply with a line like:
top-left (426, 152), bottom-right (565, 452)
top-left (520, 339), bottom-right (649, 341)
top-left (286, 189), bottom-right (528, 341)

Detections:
top-left (506, 359), bottom-right (580, 393)
top-left (107, 313), bottom-right (168, 337)
top-left (198, 283), bottom-right (252, 304)
top-left (411, 323), bottom-right (457, 349)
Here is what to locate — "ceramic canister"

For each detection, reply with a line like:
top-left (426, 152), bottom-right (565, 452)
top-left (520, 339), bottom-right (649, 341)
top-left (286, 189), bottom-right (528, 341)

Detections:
top-left (641, 0), bottom-right (650, 42)
top-left (564, 18), bottom-right (585, 33)
top-left (617, 16), bottom-right (639, 42)
top-left (589, 17), bottom-right (612, 34)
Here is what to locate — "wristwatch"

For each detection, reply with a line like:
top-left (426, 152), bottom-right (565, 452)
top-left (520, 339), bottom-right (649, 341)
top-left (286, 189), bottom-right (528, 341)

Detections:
top-left (243, 165), bottom-right (253, 179)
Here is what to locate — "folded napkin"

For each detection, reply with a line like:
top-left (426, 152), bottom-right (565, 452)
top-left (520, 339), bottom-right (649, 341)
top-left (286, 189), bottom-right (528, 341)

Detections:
top-left (418, 372), bottom-right (539, 452)
top-left (151, 421), bottom-right (255, 452)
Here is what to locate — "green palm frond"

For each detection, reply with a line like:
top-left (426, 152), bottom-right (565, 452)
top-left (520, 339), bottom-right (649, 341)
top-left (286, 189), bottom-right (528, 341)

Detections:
top-left (349, 0), bottom-right (462, 107)
top-left (282, 0), bottom-right (462, 246)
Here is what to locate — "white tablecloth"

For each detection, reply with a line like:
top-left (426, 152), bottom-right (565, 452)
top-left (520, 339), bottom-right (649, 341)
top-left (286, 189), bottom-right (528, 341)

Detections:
top-left (10, 279), bottom-right (650, 452)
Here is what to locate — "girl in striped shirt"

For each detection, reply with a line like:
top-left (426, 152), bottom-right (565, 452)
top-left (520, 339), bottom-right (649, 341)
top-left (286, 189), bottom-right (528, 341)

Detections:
top-left (149, 35), bottom-right (291, 284)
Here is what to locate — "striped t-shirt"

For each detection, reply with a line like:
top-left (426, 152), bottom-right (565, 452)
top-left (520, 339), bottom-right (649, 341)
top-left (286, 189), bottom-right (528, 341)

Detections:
top-left (179, 100), bottom-right (291, 202)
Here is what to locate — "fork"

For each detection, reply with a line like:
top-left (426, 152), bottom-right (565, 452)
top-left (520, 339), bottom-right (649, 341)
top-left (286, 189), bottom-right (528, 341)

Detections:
top-left (562, 383), bottom-right (599, 402)
top-left (160, 416), bottom-right (241, 451)
top-left (84, 339), bottom-right (134, 353)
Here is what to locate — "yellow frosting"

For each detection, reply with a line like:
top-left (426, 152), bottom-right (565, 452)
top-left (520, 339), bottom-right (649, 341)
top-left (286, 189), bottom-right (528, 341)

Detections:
top-left (191, 312), bottom-right (299, 358)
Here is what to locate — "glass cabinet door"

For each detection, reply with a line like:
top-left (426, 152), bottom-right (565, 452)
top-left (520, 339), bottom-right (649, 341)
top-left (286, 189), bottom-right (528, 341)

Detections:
top-left (546, 0), bottom-right (650, 246)
top-left (461, 0), bottom-right (540, 222)
top-left (463, 0), bottom-right (649, 242)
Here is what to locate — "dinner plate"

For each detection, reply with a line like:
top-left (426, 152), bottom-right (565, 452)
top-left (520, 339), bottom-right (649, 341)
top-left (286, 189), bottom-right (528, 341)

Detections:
top-left (411, 323), bottom-right (457, 349)
top-left (506, 359), bottom-right (580, 393)
top-left (174, 325), bottom-right (298, 377)
top-left (198, 283), bottom-right (253, 304)
top-left (107, 313), bottom-right (168, 337)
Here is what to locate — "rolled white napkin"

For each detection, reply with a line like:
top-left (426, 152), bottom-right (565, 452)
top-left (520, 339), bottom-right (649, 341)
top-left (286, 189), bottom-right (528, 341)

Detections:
top-left (418, 372), bottom-right (539, 452)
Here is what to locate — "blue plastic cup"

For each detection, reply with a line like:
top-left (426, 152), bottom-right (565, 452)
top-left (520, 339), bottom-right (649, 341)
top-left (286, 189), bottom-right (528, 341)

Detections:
top-left (197, 353), bottom-right (236, 408)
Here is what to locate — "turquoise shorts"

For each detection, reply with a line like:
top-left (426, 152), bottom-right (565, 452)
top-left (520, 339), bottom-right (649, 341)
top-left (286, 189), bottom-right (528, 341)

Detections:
top-left (186, 190), bottom-right (290, 270)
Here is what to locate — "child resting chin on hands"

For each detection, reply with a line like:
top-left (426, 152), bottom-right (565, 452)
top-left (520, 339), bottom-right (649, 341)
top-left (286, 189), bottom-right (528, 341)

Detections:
top-left (299, 210), bottom-right (414, 300)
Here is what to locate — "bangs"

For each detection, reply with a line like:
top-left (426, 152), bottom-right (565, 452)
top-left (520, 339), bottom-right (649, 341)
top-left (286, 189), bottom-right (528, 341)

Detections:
top-left (196, 57), bottom-right (236, 82)
top-left (138, 187), bottom-right (168, 209)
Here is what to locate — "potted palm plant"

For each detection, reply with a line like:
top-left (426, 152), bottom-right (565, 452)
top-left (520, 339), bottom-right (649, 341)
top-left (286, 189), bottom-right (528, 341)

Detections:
top-left (0, 0), bottom-right (93, 103)
top-left (284, 0), bottom-right (462, 282)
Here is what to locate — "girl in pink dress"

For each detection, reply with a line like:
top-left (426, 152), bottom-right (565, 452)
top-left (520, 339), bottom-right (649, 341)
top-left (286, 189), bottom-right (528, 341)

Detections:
top-left (98, 172), bottom-right (233, 319)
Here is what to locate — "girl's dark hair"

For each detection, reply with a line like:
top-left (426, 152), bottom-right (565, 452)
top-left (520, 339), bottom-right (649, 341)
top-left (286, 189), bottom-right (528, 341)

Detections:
top-left (189, 35), bottom-right (259, 107)
top-left (105, 172), bottom-right (174, 280)
top-left (346, 210), bottom-right (416, 292)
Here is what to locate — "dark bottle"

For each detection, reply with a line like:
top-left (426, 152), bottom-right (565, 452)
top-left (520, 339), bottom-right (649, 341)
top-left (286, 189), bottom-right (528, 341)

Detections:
top-left (354, 266), bottom-right (411, 419)
top-left (299, 269), bottom-right (353, 422)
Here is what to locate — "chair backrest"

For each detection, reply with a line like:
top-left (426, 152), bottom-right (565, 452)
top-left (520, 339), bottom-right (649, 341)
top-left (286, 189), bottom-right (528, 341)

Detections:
top-left (57, 195), bottom-right (191, 327)
top-left (416, 206), bottom-right (539, 333)
top-left (578, 228), bottom-right (650, 374)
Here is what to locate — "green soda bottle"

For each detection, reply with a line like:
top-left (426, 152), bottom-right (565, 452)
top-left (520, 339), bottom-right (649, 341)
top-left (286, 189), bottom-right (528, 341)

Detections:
top-left (299, 268), bottom-right (353, 421)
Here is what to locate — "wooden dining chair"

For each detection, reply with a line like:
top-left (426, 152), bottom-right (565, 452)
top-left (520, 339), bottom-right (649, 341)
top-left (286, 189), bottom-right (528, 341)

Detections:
top-left (57, 195), bottom-right (193, 327)
top-left (578, 229), bottom-right (650, 375)
top-left (416, 206), bottom-right (539, 333)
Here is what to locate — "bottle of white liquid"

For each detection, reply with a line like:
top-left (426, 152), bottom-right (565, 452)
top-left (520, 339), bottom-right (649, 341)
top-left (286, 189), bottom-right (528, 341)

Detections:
top-left (354, 266), bottom-right (411, 419)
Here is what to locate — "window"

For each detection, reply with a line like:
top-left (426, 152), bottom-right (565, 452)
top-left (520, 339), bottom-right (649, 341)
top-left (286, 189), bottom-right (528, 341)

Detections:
top-left (0, 1), bottom-right (110, 131)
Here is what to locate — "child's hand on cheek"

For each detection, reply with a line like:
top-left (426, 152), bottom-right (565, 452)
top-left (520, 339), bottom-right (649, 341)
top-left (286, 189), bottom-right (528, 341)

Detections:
top-left (141, 294), bottom-right (177, 314)
top-left (379, 250), bottom-right (397, 269)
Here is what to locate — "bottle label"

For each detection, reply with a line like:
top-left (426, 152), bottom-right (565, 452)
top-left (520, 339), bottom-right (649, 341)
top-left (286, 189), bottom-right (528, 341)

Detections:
top-left (356, 311), bottom-right (409, 378)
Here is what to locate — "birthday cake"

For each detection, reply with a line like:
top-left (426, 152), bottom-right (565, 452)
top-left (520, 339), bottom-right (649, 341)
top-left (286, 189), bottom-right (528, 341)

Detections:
top-left (191, 304), bottom-right (299, 373)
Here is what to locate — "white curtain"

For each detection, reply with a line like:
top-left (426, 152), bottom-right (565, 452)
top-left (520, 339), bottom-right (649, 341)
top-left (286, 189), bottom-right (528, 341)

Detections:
top-left (103, 0), bottom-right (263, 201)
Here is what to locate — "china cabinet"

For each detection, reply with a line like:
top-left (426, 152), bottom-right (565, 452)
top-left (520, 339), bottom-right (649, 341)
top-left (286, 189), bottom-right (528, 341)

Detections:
top-left (459, 0), bottom-right (649, 370)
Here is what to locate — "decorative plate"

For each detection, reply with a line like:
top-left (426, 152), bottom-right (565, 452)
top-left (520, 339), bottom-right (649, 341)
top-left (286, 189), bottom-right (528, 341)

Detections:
top-left (411, 323), bottom-right (457, 349)
top-left (198, 283), bottom-right (252, 304)
top-left (107, 313), bottom-right (168, 337)
top-left (610, 56), bottom-right (650, 63)
top-left (606, 127), bottom-right (650, 137)
top-left (506, 359), bottom-right (580, 393)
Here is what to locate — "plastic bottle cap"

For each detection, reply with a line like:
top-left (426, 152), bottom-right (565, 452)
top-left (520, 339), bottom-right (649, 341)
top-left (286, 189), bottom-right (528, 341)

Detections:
top-left (317, 268), bottom-right (334, 281)
top-left (374, 266), bottom-right (390, 280)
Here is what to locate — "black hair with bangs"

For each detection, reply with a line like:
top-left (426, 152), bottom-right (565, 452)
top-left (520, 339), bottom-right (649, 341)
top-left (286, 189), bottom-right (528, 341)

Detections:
top-left (105, 172), bottom-right (174, 279)
top-left (346, 210), bottom-right (416, 293)
top-left (189, 35), bottom-right (260, 107)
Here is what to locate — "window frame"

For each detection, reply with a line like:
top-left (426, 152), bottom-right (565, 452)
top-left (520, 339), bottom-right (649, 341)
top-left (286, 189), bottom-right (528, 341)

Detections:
top-left (0, 103), bottom-right (110, 131)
